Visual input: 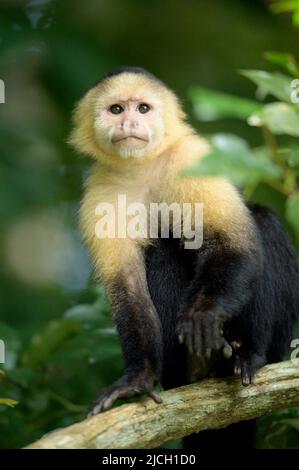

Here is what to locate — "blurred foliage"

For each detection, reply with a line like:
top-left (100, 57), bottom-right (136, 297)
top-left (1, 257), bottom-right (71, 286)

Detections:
top-left (270, 0), bottom-right (299, 26)
top-left (0, 0), bottom-right (299, 449)
top-left (0, 285), bottom-right (123, 448)
top-left (0, 371), bottom-right (18, 408)
top-left (188, 52), bottom-right (299, 248)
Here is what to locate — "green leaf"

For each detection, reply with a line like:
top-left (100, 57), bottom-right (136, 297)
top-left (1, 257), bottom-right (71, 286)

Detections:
top-left (249, 182), bottom-right (287, 218)
top-left (264, 52), bottom-right (299, 77)
top-left (241, 70), bottom-right (294, 103)
top-left (188, 86), bottom-right (262, 121)
top-left (280, 145), bottom-right (299, 167)
top-left (280, 418), bottom-right (299, 432)
top-left (8, 367), bottom-right (37, 388)
top-left (0, 398), bottom-right (18, 408)
top-left (293, 8), bottom-right (299, 25)
top-left (248, 102), bottom-right (299, 136)
top-left (64, 302), bottom-right (114, 331)
top-left (270, 0), bottom-right (299, 14)
top-left (64, 304), bottom-right (101, 322)
top-left (182, 134), bottom-right (281, 186)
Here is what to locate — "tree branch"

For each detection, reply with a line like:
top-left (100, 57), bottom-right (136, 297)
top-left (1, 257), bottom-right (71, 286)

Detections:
top-left (25, 359), bottom-right (299, 449)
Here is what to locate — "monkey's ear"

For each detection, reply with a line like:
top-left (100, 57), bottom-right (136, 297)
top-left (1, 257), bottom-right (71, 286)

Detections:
top-left (68, 88), bottom-right (98, 157)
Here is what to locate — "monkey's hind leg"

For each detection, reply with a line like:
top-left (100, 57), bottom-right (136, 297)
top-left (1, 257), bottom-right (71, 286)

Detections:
top-left (88, 261), bottom-right (164, 416)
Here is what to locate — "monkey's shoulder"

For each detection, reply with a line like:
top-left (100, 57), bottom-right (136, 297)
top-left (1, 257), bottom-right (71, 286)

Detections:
top-left (166, 133), bottom-right (210, 173)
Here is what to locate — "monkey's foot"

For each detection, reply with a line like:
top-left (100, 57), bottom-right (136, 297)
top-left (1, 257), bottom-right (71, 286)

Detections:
top-left (176, 309), bottom-right (232, 359)
top-left (87, 370), bottom-right (162, 417)
top-left (233, 352), bottom-right (267, 386)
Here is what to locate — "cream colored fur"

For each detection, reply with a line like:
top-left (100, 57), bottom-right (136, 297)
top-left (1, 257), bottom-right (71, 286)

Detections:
top-left (70, 73), bottom-right (255, 283)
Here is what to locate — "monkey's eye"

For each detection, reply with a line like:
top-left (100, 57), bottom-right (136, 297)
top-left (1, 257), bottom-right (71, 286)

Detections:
top-left (109, 104), bottom-right (124, 114)
top-left (137, 103), bottom-right (151, 114)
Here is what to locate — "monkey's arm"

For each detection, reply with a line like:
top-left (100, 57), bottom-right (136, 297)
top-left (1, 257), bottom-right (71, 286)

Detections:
top-left (177, 239), bottom-right (260, 350)
top-left (174, 179), bottom-right (262, 364)
top-left (88, 239), bottom-right (163, 416)
top-left (177, 237), bottom-right (263, 385)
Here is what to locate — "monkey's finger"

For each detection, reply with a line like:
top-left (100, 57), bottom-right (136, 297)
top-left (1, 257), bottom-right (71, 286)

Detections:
top-left (87, 407), bottom-right (96, 418)
top-left (234, 358), bottom-right (242, 376)
top-left (88, 397), bottom-right (106, 416)
top-left (88, 385), bottom-right (125, 415)
top-left (148, 389), bottom-right (162, 404)
top-left (202, 318), bottom-right (213, 352)
top-left (101, 389), bottom-right (123, 411)
top-left (242, 372), bottom-right (251, 386)
top-left (182, 320), bottom-right (193, 354)
top-left (87, 406), bottom-right (100, 417)
top-left (186, 333), bottom-right (194, 354)
top-left (102, 385), bottom-right (143, 411)
top-left (205, 348), bottom-right (212, 360)
top-left (194, 318), bottom-right (202, 356)
top-left (178, 331), bottom-right (184, 344)
top-left (87, 389), bottom-right (112, 416)
top-left (222, 339), bottom-right (233, 359)
top-left (213, 320), bottom-right (224, 350)
top-left (176, 322), bottom-right (184, 344)
top-left (240, 361), bottom-right (252, 386)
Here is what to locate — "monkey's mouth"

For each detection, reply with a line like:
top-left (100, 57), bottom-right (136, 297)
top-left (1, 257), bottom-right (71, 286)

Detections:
top-left (112, 135), bottom-right (149, 144)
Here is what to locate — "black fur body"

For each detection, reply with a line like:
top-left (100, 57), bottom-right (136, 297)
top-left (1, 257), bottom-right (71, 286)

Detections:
top-left (145, 204), bottom-right (299, 448)
top-left (146, 205), bottom-right (299, 385)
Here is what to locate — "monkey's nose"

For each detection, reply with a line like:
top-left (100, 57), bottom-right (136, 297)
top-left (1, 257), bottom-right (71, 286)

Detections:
top-left (121, 120), bottom-right (139, 131)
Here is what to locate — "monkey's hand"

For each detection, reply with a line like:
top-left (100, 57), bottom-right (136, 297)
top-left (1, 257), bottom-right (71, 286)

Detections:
top-left (87, 368), bottom-right (162, 417)
top-left (176, 307), bottom-right (232, 360)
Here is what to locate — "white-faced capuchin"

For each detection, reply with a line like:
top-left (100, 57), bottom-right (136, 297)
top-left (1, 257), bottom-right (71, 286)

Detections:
top-left (70, 67), bottom-right (299, 446)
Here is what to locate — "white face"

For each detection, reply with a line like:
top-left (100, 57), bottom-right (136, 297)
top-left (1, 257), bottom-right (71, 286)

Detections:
top-left (94, 95), bottom-right (165, 159)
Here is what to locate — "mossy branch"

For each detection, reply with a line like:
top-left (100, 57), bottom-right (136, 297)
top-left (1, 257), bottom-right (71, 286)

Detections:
top-left (25, 359), bottom-right (299, 449)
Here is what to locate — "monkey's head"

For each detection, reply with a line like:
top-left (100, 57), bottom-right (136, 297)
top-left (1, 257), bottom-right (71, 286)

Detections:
top-left (70, 67), bottom-right (189, 164)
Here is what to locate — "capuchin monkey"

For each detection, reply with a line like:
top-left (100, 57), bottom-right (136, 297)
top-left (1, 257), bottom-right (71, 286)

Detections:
top-left (70, 67), bottom-right (299, 442)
